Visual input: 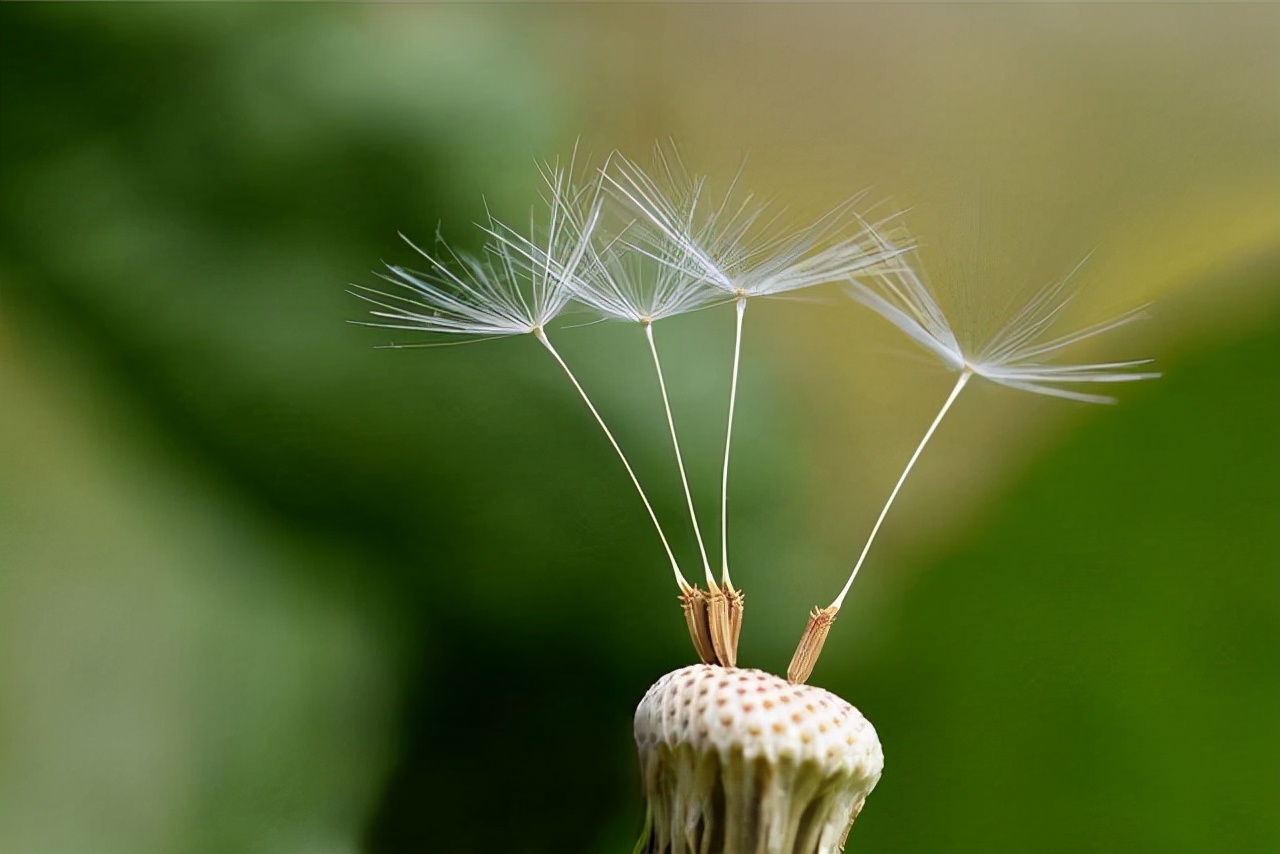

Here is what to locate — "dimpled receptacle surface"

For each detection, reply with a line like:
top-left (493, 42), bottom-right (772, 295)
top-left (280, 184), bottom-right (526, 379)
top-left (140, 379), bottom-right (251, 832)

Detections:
top-left (634, 664), bottom-right (883, 854)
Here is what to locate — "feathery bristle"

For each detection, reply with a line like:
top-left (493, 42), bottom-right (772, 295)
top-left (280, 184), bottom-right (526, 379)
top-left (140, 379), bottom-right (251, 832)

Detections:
top-left (604, 143), bottom-right (909, 299)
top-left (847, 227), bottom-right (1159, 403)
top-left (353, 157), bottom-right (599, 340)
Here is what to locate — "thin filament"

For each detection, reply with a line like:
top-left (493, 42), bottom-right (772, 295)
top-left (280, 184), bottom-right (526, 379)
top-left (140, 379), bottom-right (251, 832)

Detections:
top-left (645, 322), bottom-right (716, 587)
top-left (536, 329), bottom-right (688, 590)
top-left (830, 369), bottom-right (972, 609)
top-left (719, 295), bottom-right (747, 587)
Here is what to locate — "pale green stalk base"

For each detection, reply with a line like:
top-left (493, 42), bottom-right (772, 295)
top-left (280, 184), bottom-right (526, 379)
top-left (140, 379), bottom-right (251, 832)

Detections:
top-left (636, 745), bottom-right (868, 854)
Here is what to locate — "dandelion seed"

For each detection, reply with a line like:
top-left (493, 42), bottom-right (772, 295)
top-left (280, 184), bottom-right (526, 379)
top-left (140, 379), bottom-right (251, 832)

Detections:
top-left (786, 606), bottom-right (839, 685)
top-left (351, 159), bottom-right (593, 340)
top-left (846, 248), bottom-right (1158, 404)
top-left (558, 201), bottom-right (738, 661)
top-left (605, 146), bottom-right (904, 300)
top-left (567, 239), bottom-right (721, 325)
top-left (604, 145), bottom-right (909, 666)
top-left (565, 233), bottom-right (731, 626)
top-left (352, 158), bottom-right (700, 620)
top-left (787, 231), bottom-right (1159, 683)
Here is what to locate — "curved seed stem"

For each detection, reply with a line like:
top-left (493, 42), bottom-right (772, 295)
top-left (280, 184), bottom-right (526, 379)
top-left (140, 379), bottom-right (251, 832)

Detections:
top-left (645, 322), bottom-right (715, 587)
top-left (830, 369), bottom-right (972, 609)
top-left (720, 295), bottom-right (747, 588)
top-left (536, 329), bottom-right (688, 589)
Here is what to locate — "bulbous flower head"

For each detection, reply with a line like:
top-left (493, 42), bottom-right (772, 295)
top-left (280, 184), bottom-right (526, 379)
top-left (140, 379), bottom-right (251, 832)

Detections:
top-left (635, 664), bottom-right (882, 854)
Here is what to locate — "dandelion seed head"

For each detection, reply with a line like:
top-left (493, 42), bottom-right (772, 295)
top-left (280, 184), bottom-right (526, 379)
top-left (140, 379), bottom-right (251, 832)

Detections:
top-left (567, 237), bottom-right (722, 324)
top-left (847, 227), bottom-right (1159, 404)
top-left (603, 143), bottom-right (909, 301)
top-left (352, 157), bottom-right (599, 340)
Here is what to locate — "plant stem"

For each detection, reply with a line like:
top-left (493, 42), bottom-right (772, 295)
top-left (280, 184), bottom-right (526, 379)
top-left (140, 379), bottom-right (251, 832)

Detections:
top-left (536, 329), bottom-right (688, 589)
top-left (831, 369), bottom-right (972, 609)
top-left (720, 295), bottom-right (746, 588)
top-left (645, 322), bottom-right (715, 588)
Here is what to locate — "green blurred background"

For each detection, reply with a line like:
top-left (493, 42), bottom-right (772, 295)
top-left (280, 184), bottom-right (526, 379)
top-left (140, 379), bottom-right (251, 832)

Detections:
top-left (1, 5), bottom-right (1277, 853)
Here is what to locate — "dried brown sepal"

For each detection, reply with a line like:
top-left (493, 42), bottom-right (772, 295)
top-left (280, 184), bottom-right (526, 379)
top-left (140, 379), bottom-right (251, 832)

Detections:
top-left (705, 581), bottom-right (735, 667)
top-left (786, 605), bottom-right (839, 684)
top-left (725, 583), bottom-right (744, 660)
top-left (678, 585), bottom-right (717, 664)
